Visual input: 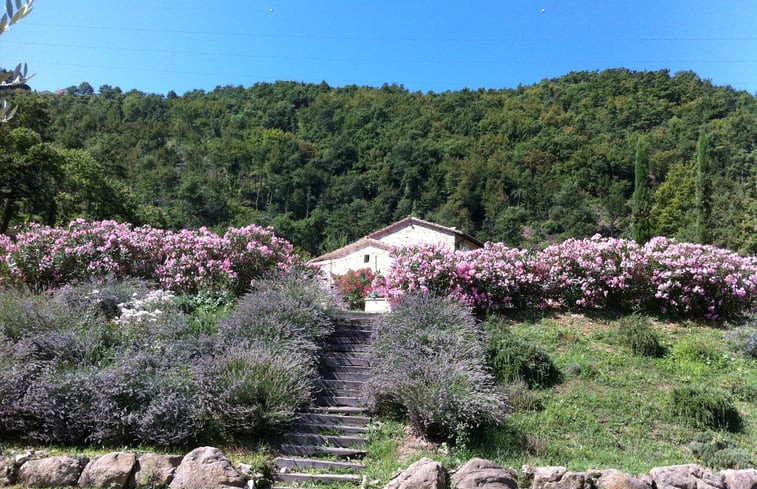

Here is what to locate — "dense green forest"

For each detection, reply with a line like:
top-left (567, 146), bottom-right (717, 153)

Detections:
top-left (1, 69), bottom-right (755, 255)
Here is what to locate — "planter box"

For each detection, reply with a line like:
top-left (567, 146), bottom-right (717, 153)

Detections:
top-left (364, 297), bottom-right (390, 313)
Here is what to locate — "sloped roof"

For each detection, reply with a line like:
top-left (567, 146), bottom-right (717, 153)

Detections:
top-left (367, 216), bottom-right (483, 247)
top-left (310, 216), bottom-right (483, 263)
top-left (310, 237), bottom-right (393, 263)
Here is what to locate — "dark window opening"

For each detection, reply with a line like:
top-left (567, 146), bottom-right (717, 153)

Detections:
top-left (363, 254), bottom-right (370, 263)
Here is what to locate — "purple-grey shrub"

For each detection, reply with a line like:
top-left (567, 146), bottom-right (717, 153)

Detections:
top-left (201, 345), bottom-right (315, 436)
top-left (364, 292), bottom-right (508, 441)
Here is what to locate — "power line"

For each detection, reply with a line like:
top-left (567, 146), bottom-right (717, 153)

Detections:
top-left (20, 22), bottom-right (757, 44)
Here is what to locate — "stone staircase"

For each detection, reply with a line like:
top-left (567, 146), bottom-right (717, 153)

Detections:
top-left (273, 313), bottom-right (378, 489)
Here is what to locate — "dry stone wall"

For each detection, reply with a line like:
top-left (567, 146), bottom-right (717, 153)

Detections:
top-left (2, 446), bottom-right (756, 489)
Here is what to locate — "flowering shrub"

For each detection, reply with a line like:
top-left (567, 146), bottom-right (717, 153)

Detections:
top-left (333, 268), bottom-right (375, 310)
top-left (380, 243), bottom-right (547, 311)
top-left (381, 236), bottom-right (757, 319)
top-left (0, 219), bottom-right (302, 295)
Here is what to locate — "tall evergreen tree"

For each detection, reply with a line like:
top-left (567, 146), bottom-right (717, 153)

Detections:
top-left (632, 136), bottom-right (652, 244)
top-left (695, 128), bottom-right (712, 244)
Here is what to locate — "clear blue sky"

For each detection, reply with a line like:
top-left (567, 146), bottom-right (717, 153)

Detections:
top-left (1, 0), bottom-right (756, 95)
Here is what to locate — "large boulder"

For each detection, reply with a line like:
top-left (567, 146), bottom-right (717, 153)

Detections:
top-left (169, 447), bottom-right (246, 489)
top-left (597, 469), bottom-right (653, 489)
top-left (78, 452), bottom-right (137, 489)
top-left (651, 464), bottom-right (725, 489)
top-left (451, 458), bottom-right (518, 489)
top-left (384, 457), bottom-right (447, 489)
top-left (720, 470), bottom-right (757, 489)
top-left (526, 466), bottom-right (592, 489)
top-left (134, 454), bottom-right (183, 488)
top-left (17, 456), bottom-right (86, 488)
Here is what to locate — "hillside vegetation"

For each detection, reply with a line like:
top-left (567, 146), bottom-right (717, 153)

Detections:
top-left (1, 69), bottom-right (755, 255)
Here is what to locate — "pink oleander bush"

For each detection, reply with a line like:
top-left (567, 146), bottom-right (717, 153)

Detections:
top-left (0, 219), bottom-right (302, 295)
top-left (381, 236), bottom-right (757, 319)
top-left (381, 242), bottom-right (547, 311)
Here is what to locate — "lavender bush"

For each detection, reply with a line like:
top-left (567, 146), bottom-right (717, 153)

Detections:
top-left (364, 293), bottom-right (508, 441)
top-left (202, 346), bottom-right (315, 437)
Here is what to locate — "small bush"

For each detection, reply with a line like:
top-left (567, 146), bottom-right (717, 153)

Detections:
top-left (505, 379), bottom-right (544, 412)
top-left (218, 274), bottom-right (334, 355)
top-left (364, 293), bottom-right (507, 441)
top-left (0, 289), bottom-right (76, 341)
top-left (611, 314), bottom-right (665, 357)
top-left (56, 276), bottom-right (152, 320)
top-left (88, 348), bottom-right (206, 446)
top-left (669, 337), bottom-right (727, 368)
top-left (202, 345), bottom-right (315, 436)
top-left (670, 386), bottom-right (742, 432)
top-left (727, 322), bottom-right (757, 359)
top-left (689, 432), bottom-right (753, 469)
top-left (486, 327), bottom-right (562, 388)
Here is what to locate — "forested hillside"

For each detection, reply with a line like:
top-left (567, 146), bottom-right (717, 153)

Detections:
top-left (1, 68), bottom-right (755, 255)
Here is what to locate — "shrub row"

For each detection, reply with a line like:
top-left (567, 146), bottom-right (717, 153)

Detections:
top-left (363, 293), bottom-right (507, 441)
top-left (0, 219), bottom-right (302, 294)
top-left (0, 272), bottom-right (335, 447)
top-left (380, 236), bottom-right (757, 319)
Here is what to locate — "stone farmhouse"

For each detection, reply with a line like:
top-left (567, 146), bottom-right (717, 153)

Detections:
top-left (310, 216), bottom-right (483, 299)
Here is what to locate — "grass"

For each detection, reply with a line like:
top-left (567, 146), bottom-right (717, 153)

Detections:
top-left (356, 313), bottom-right (756, 478)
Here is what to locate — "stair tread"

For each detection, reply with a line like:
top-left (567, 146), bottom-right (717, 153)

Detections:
top-left (297, 413), bottom-right (371, 425)
top-left (284, 433), bottom-right (367, 447)
top-left (275, 456), bottom-right (365, 471)
top-left (306, 406), bottom-right (368, 413)
top-left (275, 472), bottom-right (363, 483)
top-left (280, 444), bottom-right (366, 457)
top-left (291, 422), bottom-right (368, 434)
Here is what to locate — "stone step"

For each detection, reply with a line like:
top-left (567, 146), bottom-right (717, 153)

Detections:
top-left (290, 422), bottom-right (369, 435)
top-left (320, 354), bottom-right (370, 367)
top-left (297, 413), bottom-right (371, 426)
top-left (305, 405), bottom-right (368, 415)
top-left (316, 389), bottom-right (362, 399)
top-left (284, 433), bottom-right (366, 448)
top-left (324, 341), bottom-right (370, 352)
top-left (318, 379), bottom-right (365, 391)
top-left (318, 370), bottom-right (371, 382)
top-left (275, 456), bottom-right (365, 472)
top-left (316, 395), bottom-right (362, 407)
top-left (275, 472), bottom-right (363, 485)
top-left (279, 444), bottom-right (366, 458)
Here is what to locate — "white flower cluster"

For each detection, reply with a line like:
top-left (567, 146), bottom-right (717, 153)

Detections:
top-left (115, 289), bottom-right (175, 325)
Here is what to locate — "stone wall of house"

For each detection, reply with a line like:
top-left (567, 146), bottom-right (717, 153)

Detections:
top-left (316, 244), bottom-right (393, 277)
top-left (375, 223), bottom-right (456, 250)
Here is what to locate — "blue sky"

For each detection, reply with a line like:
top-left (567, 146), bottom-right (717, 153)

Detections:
top-left (1, 0), bottom-right (756, 95)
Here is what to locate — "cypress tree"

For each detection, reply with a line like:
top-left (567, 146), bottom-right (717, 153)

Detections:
top-left (632, 136), bottom-right (652, 244)
top-left (695, 129), bottom-right (712, 244)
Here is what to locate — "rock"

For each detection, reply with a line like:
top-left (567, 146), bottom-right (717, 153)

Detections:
top-left (17, 456), bottom-right (85, 488)
top-left (384, 457), bottom-right (446, 489)
top-left (1, 456), bottom-right (12, 487)
top-left (451, 458), bottom-right (518, 489)
top-left (14, 452), bottom-right (32, 466)
top-left (651, 464), bottom-right (725, 489)
top-left (78, 452), bottom-right (137, 489)
top-left (169, 447), bottom-right (246, 489)
top-left (597, 469), bottom-right (653, 489)
top-left (526, 466), bottom-right (591, 489)
top-left (720, 470), bottom-right (757, 489)
top-left (134, 454), bottom-right (183, 488)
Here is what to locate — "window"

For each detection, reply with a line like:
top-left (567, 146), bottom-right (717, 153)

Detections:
top-left (363, 254), bottom-right (370, 263)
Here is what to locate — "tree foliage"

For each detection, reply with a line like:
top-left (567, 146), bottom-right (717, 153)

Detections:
top-left (2, 69), bottom-right (755, 254)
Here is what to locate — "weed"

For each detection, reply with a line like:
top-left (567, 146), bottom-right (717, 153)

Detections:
top-left (611, 314), bottom-right (665, 357)
top-left (669, 386), bottom-right (742, 432)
